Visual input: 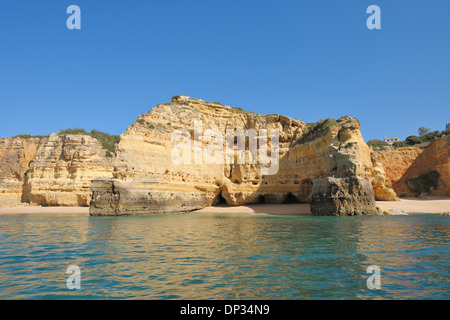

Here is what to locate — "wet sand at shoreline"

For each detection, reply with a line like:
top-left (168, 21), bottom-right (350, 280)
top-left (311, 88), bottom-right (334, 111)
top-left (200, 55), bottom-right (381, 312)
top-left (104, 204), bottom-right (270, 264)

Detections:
top-left (0, 197), bottom-right (448, 215)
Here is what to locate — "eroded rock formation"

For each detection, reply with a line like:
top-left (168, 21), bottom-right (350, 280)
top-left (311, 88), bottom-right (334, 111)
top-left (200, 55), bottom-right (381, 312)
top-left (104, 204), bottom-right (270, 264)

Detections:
top-left (90, 95), bottom-right (380, 216)
top-left (0, 134), bottom-right (114, 207)
top-left (370, 153), bottom-right (399, 201)
top-left (310, 177), bottom-right (381, 216)
top-left (0, 137), bottom-right (41, 208)
top-left (5, 95), bottom-right (445, 215)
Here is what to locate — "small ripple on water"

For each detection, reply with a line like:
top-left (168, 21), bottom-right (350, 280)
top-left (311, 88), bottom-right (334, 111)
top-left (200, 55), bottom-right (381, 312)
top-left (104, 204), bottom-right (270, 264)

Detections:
top-left (0, 213), bottom-right (448, 299)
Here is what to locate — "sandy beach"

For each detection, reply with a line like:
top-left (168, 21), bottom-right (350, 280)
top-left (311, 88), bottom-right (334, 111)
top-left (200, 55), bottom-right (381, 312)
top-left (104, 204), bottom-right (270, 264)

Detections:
top-left (375, 197), bottom-right (450, 214)
top-left (194, 203), bottom-right (312, 215)
top-left (195, 197), bottom-right (450, 215)
top-left (0, 197), bottom-right (448, 215)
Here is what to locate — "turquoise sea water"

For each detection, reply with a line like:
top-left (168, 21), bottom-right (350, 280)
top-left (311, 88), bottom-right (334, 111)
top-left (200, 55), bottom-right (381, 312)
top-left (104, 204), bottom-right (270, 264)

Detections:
top-left (0, 212), bottom-right (448, 300)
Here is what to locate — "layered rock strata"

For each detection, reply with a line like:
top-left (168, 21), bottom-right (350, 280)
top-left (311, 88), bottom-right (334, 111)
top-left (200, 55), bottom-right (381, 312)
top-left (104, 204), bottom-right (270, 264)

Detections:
top-left (0, 134), bottom-right (114, 207)
top-left (0, 137), bottom-right (41, 208)
top-left (90, 95), bottom-right (379, 216)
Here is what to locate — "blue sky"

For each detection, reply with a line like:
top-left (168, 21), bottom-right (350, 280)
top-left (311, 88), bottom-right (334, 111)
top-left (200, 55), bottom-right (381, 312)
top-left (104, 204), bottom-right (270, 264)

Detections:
top-left (0, 0), bottom-right (449, 141)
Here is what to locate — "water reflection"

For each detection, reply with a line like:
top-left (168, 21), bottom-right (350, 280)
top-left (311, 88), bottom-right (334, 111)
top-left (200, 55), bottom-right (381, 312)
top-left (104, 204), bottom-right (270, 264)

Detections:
top-left (0, 213), bottom-right (448, 299)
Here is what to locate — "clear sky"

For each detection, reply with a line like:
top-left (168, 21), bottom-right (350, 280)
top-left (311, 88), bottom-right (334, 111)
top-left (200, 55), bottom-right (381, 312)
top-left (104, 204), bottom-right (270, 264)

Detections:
top-left (0, 0), bottom-right (449, 141)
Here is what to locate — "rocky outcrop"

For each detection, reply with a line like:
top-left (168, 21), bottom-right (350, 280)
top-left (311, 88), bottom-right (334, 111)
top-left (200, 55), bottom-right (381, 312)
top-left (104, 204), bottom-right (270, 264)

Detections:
top-left (0, 134), bottom-right (114, 207)
top-left (305, 117), bottom-right (381, 215)
top-left (310, 177), bottom-right (381, 216)
top-left (90, 95), bottom-right (379, 216)
top-left (370, 153), bottom-right (399, 201)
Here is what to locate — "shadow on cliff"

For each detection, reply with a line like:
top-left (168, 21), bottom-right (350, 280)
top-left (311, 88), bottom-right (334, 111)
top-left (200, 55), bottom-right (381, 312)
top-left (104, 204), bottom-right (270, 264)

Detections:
top-left (392, 135), bottom-right (449, 197)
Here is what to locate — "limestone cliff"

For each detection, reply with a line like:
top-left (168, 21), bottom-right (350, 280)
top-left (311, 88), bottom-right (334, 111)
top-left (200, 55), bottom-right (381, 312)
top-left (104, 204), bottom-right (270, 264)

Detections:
top-left (0, 134), bottom-right (114, 207)
top-left (374, 136), bottom-right (449, 197)
top-left (3, 95), bottom-right (407, 215)
top-left (0, 137), bottom-right (41, 208)
top-left (370, 153), bottom-right (399, 201)
top-left (375, 147), bottom-right (423, 188)
top-left (392, 135), bottom-right (449, 197)
top-left (90, 95), bottom-right (379, 216)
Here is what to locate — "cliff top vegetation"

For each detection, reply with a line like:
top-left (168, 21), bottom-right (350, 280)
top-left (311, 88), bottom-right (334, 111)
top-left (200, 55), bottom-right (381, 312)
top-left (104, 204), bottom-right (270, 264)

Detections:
top-left (57, 128), bottom-right (120, 156)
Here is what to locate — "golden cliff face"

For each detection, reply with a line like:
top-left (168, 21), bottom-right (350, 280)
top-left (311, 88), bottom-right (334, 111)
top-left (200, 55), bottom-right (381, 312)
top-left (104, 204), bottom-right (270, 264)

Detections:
top-left (0, 134), bottom-right (114, 207)
top-left (0, 137), bottom-right (40, 208)
top-left (370, 153), bottom-right (399, 201)
top-left (26, 134), bottom-right (115, 206)
top-left (5, 95), bottom-right (427, 214)
top-left (92, 96), bottom-right (304, 214)
top-left (90, 95), bottom-right (379, 216)
top-left (392, 136), bottom-right (449, 197)
top-left (374, 136), bottom-right (449, 197)
top-left (375, 147), bottom-right (423, 188)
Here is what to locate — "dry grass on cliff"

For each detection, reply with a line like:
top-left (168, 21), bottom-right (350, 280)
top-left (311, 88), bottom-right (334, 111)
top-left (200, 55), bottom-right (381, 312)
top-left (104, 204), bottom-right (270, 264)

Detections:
top-left (293, 118), bottom-right (339, 146)
top-left (57, 128), bottom-right (120, 156)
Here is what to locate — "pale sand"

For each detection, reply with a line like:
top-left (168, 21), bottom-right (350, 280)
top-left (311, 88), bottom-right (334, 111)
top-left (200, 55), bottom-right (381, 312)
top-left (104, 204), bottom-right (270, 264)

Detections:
top-left (194, 203), bottom-right (311, 215)
top-left (195, 197), bottom-right (450, 215)
top-left (375, 197), bottom-right (450, 214)
top-left (0, 197), bottom-right (448, 215)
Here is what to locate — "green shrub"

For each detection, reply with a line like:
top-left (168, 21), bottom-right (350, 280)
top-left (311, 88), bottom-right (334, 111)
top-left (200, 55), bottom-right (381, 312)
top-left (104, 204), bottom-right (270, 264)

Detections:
top-left (58, 128), bottom-right (120, 155)
top-left (367, 139), bottom-right (389, 151)
top-left (58, 128), bottom-right (89, 135)
top-left (294, 118), bottom-right (339, 146)
top-left (90, 129), bottom-right (120, 154)
top-left (401, 131), bottom-right (443, 147)
top-left (12, 134), bottom-right (47, 140)
top-left (230, 106), bottom-right (255, 113)
top-left (392, 141), bottom-right (406, 148)
top-left (13, 134), bottom-right (32, 139)
top-left (405, 135), bottom-right (421, 145)
top-left (422, 130), bottom-right (441, 142)
top-left (343, 142), bottom-right (356, 149)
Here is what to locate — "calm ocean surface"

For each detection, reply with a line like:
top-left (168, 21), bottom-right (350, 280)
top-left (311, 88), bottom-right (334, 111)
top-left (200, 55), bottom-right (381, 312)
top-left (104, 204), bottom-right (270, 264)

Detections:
top-left (0, 212), bottom-right (448, 300)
